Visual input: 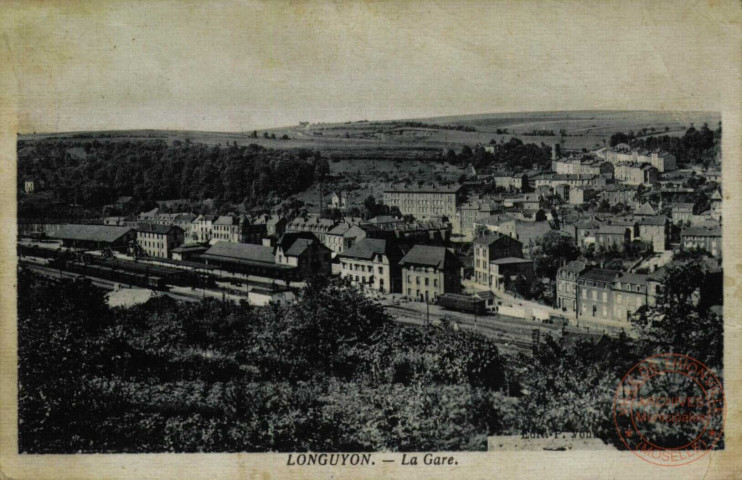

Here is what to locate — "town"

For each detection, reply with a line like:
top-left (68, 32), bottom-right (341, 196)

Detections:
top-left (17, 120), bottom-right (723, 355)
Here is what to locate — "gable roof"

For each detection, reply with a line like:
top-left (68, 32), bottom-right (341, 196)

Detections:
top-left (635, 203), bottom-right (657, 215)
top-left (681, 226), bottom-right (721, 237)
top-left (285, 238), bottom-right (316, 257)
top-left (473, 232), bottom-right (521, 247)
top-left (52, 224), bottom-right (135, 243)
top-left (399, 245), bottom-right (461, 270)
top-left (597, 225), bottom-right (630, 235)
top-left (202, 241), bottom-right (276, 265)
top-left (489, 257), bottom-right (533, 265)
top-left (339, 238), bottom-right (389, 260)
top-left (559, 260), bottom-right (587, 274)
top-left (137, 223), bottom-right (183, 235)
top-left (580, 268), bottom-right (621, 283)
top-left (638, 215), bottom-right (667, 226)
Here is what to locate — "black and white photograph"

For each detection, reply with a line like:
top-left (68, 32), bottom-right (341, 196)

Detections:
top-left (1, 1), bottom-right (740, 479)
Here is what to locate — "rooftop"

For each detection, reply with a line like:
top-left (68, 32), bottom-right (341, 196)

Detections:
top-left (580, 269), bottom-right (621, 283)
top-left (384, 184), bottom-right (462, 194)
top-left (339, 238), bottom-right (389, 260)
top-left (399, 245), bottom-right (461, 270)
top-left (681, 226), bottom-right (722, 237)
top-left (489, 257), bottom-right (533, 265)
top-left (137, 223), bottom-right (183, 234)
top-left (202, 241), bottom-right (276, 265)
top-left (559, 260), bottom-right (588, 274)
top-left (52, 224), bottom-right (134, 243)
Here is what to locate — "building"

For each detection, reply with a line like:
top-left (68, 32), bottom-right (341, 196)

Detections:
top-left (601, 184), bottom-right (637, 205)
top-left (634, 203), bottom-right (657, 217)
top-left (492, 173), bottom-right (528, 191)
top-left (338, 238), bottom-right (406, 293)
top-left (400, 245), bottom-right (462, 301)
top-left (212, 215), bottom-right (243, 243)
top-left (637, 216), bottom-right (668, 252)
top-left (498, 220), bottom-right (553, 254)
top-left (473, 233), bottom-right (523, 287)
top-left (672, 203), bottom-right (695, 224)
top-left (569, 186), bottom-right (595, 205)
top-left (274, 233), bottom-right (333, 278)
top-left (285, 217), bottom-right (337, 243)
top-left (365, 215), bottom-right (405, 227)
top-left (710, 190), bottom-right (722, 215)
top-left (681, 226), bottom-right (722, 258)
top-left (488, 257), bottom-right (534, 293)
top-left (595, 225), bottom-right (630, 251)
top-left (329, 191), bottom-right (348, 210)
top-left (571, 219), bottom-right (602, 247)
top-left (552, 158), bottom-right (614, 178)
top-left (534, 174), bottom-right (606, 189)
top-left (456, 200), bottom-right (501, 237)
top-left (556, 261), bottom-right (588, 311)
top-left (614, 163), bottom-right (658, 185)
top-left (603, 147), bottom-right (676, 172)
top-left (266, 215), bottom-right (287, 238)
top-left (201, 241), bottom-right (293, 279)
top-left (51, 224), bottom-right (136, 250)
top-left (190, 214), bottom-right (218, 243)
top-left (136, 224), bottom-right (185, 259)
top-left (383, 184), bottom-right (463, 220)
top-left (170, 244), bottom-right (208, 262)
top-left (324, 223), bottom-right (368, 255)
top-left (472, 213), bottom-right (516, 235)
top-left (575, 269), bottom-right (649, 325)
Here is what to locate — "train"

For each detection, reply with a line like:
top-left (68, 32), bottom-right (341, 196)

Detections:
top-left (437, 293), bottom-right (487, 315)
top-left (18, 245), bottom-right (216, 291)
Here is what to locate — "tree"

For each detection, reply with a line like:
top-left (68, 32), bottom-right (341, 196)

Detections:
top-left (609, 132), bottom-right (629, 146)
top-left (631, 260), bottom-right (722, 368)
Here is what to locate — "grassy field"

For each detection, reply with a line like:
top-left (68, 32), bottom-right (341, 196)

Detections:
top-left (20, 110), bottom-right (720, 156)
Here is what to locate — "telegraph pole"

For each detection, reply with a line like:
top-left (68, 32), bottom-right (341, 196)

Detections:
top-left (426, 298), bottom-right (430, 327)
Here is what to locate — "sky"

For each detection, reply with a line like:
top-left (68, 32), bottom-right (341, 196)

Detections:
top-left (3, 0), bottom-right (739, 133)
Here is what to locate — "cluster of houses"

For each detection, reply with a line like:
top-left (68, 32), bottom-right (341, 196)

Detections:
top-left (19, 141), bottom-right (722, 325)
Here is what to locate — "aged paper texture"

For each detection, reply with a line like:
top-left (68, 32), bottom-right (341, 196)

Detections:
top-left (1, 1), bottom-right (741, 479)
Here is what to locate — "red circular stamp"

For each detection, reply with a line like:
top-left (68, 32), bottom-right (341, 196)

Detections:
top-left (613, 353), bottom-right (725, 466)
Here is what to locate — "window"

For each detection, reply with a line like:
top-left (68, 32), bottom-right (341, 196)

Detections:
top-left (602, 292), bottom-right (608, 301)
top-left (425, 278), bottom-right (429, 286)
top-left (582, 289), bottom-right (587, 299)
top-left (602, 306), bottom-right (607, 318)
top-left (592, 290), bottom-right (597, 300)
top-left (416, 277), bottom-right (420, 285)
top-left (617, 294), bottom-right (622, 304)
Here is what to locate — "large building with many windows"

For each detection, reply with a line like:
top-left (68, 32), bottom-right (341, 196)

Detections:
top-left (400, 245), bottom-right (462, 302)
top-left (338, 238), bottom-right (407, 293)
top-left (383, 184), bottom-right (462, 220)
top-left (556, 261), bottom-right (588, 312)
top-left (136, 224), bottom-right (185, 259)
top-left (681, 225), bottom-right (722, 258)
top-left (571, 268), bottom-right (650, 325)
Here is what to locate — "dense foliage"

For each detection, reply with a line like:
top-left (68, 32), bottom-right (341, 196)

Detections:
top-left (18, 256), bottom-right (723, 453)
top-left (17, 139), bottom-right (320, 209)
top-left (18, 271), bottom-right (512, 453)
top-left (609, 124), bottom-right (720, 166)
